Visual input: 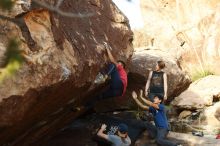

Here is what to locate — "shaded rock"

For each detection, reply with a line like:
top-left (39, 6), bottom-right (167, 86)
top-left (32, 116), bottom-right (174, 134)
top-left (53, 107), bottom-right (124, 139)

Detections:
top-left (213, 93), bottom-right (220, 102)
top-left (172, 75), bottom-right (220, 109)
top-left (0, 0), bottom-right (133, 145)
top-left (43, 112), bottom-right (145, 146)
top-left (179, 110), bottom-right (192, 119)
top-left (128, 48), bottom-right (191, 102)
top-left (135, 131), bottom-right (157, 146)
top-left (94, 95), bottom-right (130, 113)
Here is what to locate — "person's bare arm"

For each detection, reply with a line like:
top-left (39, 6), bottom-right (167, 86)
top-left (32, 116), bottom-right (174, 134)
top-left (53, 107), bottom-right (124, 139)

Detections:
top-left (104, 43), bottom-right (117, 65)
top-left (139, 90), bottom-right (159, 110)
top-left (145, 71), bottom-right (153, 96)
top-left (97, 124), bottom-right (108, 140)
top-left (163, 73), bottom-right (168, 101)
top-left (132, 91), bottom-right (149, 110)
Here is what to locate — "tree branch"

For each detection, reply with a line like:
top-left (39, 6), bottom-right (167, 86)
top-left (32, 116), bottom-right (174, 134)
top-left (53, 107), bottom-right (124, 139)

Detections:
top-left (0, 0), bottom-right (94, 24)
top-left (56, 0), bottom-right (63, 8)
top-left (32, 0), bottom-right (94, 18)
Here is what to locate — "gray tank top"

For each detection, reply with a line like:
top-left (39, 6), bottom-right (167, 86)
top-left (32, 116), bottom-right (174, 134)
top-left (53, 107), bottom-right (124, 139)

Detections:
top-left (149, 71), bottom-right (164, 93)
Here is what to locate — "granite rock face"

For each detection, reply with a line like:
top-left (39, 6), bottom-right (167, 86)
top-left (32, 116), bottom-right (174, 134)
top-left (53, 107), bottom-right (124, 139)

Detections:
top-left (0, 0), bottom-right (133, 145)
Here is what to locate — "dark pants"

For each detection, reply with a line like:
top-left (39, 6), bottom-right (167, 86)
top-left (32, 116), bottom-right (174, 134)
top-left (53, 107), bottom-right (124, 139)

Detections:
top-left (102, 63), bottom-right (123, 98)
top-left (139, 121), bottom-right (176, 146)
top-left (86, 63), bottom-right (123, 108)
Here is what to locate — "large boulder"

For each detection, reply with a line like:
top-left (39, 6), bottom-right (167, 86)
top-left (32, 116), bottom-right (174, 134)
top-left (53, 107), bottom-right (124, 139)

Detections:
top-left (172, 75), bottom-right (220, 109)
top-left (195, 102), bottom-right (220, 134)
top-left (127, 48), bottom-right (191, 102)
top-left (0, 0), bottom-right (133, 145)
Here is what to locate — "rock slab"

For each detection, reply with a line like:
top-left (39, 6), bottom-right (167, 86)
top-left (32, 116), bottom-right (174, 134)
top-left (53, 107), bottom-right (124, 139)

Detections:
top-left (172, 75), bottom-right (220, 109)
top-left (0, 0), bottom-right (133, 145)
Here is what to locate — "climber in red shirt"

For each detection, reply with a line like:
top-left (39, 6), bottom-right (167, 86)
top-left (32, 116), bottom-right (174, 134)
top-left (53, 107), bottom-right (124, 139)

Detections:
top-left (102, 43), bottom-right (127, 98)
top-left (73, 43), bottom-right (127, 111)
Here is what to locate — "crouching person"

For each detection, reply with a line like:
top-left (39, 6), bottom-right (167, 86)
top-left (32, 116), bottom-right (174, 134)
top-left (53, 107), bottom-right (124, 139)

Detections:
top-left (97, 123), bottom-right (131, 146)
top-left (132, 90), bottom-right (180, 146)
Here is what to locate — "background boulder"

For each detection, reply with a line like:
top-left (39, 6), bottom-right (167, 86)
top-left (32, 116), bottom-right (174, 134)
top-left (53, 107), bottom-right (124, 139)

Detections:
top-left (127, 48), bottom-right (191, 103)
top-left (172, 75), bottom-right (220, 109)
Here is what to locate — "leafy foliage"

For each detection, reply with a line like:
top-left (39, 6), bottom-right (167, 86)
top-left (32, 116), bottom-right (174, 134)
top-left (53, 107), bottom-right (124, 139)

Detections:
top-left (0, 39), bottom-right (24, 82)
top-left (192, 69), bottom-right (214, 82)
top-left (0, 0), bottom-right (24, 82)
top-left (0, 0), bottom-right (14, 10)
top-left (4, 38), bottom-right (23, 66)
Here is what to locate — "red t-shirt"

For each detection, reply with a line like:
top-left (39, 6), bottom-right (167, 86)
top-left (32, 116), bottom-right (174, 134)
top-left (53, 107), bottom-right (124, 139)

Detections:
top-left (117, 64), bottom-right (127, 96)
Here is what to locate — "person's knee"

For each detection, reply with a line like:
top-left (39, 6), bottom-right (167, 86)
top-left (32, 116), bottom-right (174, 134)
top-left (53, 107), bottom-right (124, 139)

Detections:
top-left (143, 121), bottom-right (153, 128)
top-left (109, 63), bottom-right (116, 68)
top-left (107, 63), bottom-right (116, 74)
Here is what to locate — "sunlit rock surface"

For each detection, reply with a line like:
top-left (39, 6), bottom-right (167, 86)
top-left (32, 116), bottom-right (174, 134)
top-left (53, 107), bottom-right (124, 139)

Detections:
top-left (0, 0), bottom-right (133, 145)
top-left (135, 0), bottom-right (220, 74)
top-left (172, 75), bottom-right (220, 109)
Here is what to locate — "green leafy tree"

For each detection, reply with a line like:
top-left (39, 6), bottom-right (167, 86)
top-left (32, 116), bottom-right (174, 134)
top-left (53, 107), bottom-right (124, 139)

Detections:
top-left (0, 0), bottom-right (23, 82)
top-left (0, 39), bottom-right (23, 82)
top-left (0, 0), bottom-right (14, 10)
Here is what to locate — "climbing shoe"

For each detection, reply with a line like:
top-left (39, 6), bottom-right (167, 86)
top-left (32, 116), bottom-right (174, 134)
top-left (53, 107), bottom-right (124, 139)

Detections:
top-left (94, 72), bottom-right (108, 84)
top-left (192, 131), bottom-right (204, 137)
top-left (72, 107), bottom-right (82, 112)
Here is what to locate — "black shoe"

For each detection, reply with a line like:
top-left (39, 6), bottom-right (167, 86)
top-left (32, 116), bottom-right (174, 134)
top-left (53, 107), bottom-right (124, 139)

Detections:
top-left (94, 73), bottom-right (107, 84)
top-left (72, 107), bottom-right (82, 112)
top-left (192, 131), bottom-right (204, 137)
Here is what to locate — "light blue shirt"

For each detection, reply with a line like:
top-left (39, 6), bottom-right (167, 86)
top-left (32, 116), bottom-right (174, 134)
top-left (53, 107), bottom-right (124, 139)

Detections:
top-left (107, 135), bottom-right (131, 146)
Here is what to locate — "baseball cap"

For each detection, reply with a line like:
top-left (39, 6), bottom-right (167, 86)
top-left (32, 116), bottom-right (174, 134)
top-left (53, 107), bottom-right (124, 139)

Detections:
top-left (118, 123), bottom-right (128, 133)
